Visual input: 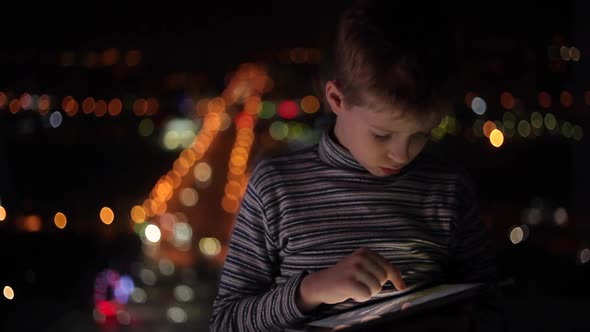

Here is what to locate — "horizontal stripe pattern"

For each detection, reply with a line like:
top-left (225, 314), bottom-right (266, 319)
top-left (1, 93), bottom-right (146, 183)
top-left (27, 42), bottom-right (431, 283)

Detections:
top-left (210, 129), bottom-right (496, 331)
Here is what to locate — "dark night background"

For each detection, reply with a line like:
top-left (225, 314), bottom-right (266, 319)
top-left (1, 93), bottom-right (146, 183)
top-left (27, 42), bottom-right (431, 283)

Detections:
top-left (0, 1), bottom-right (588, 331)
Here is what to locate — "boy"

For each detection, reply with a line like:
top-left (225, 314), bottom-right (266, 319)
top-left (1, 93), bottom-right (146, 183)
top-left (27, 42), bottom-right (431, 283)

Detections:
top-left (210, 1), bottom-right (500, 331)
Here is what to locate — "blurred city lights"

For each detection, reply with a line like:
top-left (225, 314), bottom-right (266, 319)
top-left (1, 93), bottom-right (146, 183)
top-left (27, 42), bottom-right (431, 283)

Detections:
top-left (159, 258), bottom-right (175, 276)
top-left (194, 162), bottom-right (212, 182)
top-left (100, 207), bottom-right (114, 225)
top-left (509, 225), bottom-right (528, 244)
top-left (3, 286), bottom-right (14, 300)
top-left (0, 205), bottom-right (6, 221)
top-left (167, 306), bottom-right (187, 323)
top-left (174, 285), bottom-right (194, 302)
top-left (544, 113), bottom-right (557, 131)
top-left (145, 224), bottom-right (162, 243)
top-left (131, 205), bottom-right (147, 224)
top-left (518, 120), bottom-right (531, 138)
top-left (179, 188), bottom-right (199, 207)
top-left (301, 95), bottom-right (320, 114)
top-left (49, 111), bottom-right (63, 128)
top-left (54, 212), bottom-right (67, 229)
top-left (489, 129), bottom-right (504, 147)
top-left (500, 92), bottom-right (514, 110)
top-left (130, 287), bottom-right (147, 303)
top-left (553, 207), bottom-right (568, 226)
top-left (482, 121), bottom-right (496, 138)
top-left (579, 249), bottom-right (590, 264)
top-left (471, 96), bottom-right (487, 115)
top-left (140, 268), bottom-right (157, 286)
top-left (199, 237), bottom-right (221, 256)
top-left (278, 100), bottom-right (299, 119)
top-left (137, 118), bottom-right (155, 136)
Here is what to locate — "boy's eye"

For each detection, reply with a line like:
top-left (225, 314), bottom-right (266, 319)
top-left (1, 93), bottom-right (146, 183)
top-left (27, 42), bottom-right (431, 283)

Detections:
top-left (371, 132), bottom-right (389, 141)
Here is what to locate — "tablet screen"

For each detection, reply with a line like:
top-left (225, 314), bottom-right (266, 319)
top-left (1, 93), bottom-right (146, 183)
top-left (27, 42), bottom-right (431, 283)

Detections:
top-left (303, 283), bottom-right (485, 330)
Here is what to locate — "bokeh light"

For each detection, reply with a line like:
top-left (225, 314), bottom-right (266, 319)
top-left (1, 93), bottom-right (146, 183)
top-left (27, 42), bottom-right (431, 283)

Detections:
top-left (174, 285), bottom-right (194, 302)
top-left (3, 286), bottom-right (14, 300)
top-left (579, 248), bottom-right (590, 264)
top-left (0, 205), bottom-right (7, 221)
top-left (100, 207), bottom-right (114, 225)
top-left (159, 258), bottom-right (175, 276)
top-left (471, 97), bottom-right (487, 115)
top-left (199, 237), bottom-right (221, 256)
top-left (167, 307), bottom-right (187, 323)
top-left (194, 162), bottom-right (212, 182)
top-left (553, 207), bottom-right (568, 226)
top-left (180, 187), bottom-right (199, 207)
top-left (300, 95), bottom-right (320, 114)
top-left (482, 121), bottom-right (496, 138)
top-left (131, 205), bottom-right (147, 224)
top-left (145, 224), bottom-right (161, 243)
top-left (518, 120), bottom-right (531, 138)
top-left (278, 100), bottom-right (299, 119)
top-left (54, 212), bottom-right (67, 229)
top-left (489, 129), bottom-right (504, 147)
top-left (544, 113), bottom-right (557, 131)
top-left (509, 225), bottom-right (525, 244)
top-left (49, 111), bottom-right (63, 128)
top-left (500, 92), bottom-right (514, 110)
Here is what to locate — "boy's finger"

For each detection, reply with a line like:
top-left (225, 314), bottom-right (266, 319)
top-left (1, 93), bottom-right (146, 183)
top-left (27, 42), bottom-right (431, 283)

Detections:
top-left (365, 250), bottom-right (406, 290)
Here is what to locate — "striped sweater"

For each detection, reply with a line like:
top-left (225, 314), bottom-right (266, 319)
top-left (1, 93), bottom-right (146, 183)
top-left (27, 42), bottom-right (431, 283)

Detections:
top-left (209, 128), bottom-right (496, 332)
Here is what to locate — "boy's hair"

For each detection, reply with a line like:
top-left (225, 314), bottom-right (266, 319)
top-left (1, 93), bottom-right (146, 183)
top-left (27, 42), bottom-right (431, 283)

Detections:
top-left (320, 0), bottom-right (464, 115)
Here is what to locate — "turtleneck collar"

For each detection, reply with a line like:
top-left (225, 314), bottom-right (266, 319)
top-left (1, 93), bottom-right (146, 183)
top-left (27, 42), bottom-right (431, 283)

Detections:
top-left (317, 127), bottom-right (368, 172)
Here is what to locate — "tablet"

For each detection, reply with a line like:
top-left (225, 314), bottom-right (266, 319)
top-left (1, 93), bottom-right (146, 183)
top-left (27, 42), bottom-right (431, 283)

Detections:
top-left (287, 282), bottom-right (486, 332)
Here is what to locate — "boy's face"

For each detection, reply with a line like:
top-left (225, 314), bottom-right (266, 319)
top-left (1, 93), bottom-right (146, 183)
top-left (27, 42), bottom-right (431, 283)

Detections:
top-left (326, 82), bottom-right (442, 177)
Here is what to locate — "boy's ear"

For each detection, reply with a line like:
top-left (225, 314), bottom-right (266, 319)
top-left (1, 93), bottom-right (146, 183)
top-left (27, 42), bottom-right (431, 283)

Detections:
top-left (325, 80), bottom-right (345, 115)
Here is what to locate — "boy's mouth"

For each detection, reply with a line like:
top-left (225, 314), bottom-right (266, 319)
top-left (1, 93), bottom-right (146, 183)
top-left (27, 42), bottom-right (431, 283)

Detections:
top-left (380, 167), bottom-right (401, 175)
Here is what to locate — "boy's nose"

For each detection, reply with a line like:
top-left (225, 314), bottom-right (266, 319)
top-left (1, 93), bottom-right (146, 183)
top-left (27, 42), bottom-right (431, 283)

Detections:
top-left (386, 142), bottom-right (410, 165)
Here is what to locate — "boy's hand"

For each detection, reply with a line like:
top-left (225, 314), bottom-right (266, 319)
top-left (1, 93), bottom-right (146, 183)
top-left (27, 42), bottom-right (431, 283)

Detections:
top-left (296, 247), bottom-right (406, 313)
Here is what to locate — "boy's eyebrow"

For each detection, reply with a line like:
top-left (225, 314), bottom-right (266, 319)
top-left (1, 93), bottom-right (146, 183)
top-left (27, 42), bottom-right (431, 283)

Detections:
top-left (370, 125), bottom-right (432, 135)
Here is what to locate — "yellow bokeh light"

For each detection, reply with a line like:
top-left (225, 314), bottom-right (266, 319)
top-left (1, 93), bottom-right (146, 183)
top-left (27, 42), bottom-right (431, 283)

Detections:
top-left (100, 207), bottom-right (114, 225)
top-left (131, 205), bottom-right (147, 224)
top-left (199, 237), bottom-right (221, 256)
top-left (54, 212), bottom-right (67, 229)
top-left (489, 129), bottom-right (504, 148)
top-left (3, 286), bottom-right (14, 300)
top-left (0, 205), bottom-right (6, 221)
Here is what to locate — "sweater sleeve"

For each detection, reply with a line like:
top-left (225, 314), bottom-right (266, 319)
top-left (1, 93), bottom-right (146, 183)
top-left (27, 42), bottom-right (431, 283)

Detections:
top-left (209, 174), bottom-right (307, 332)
